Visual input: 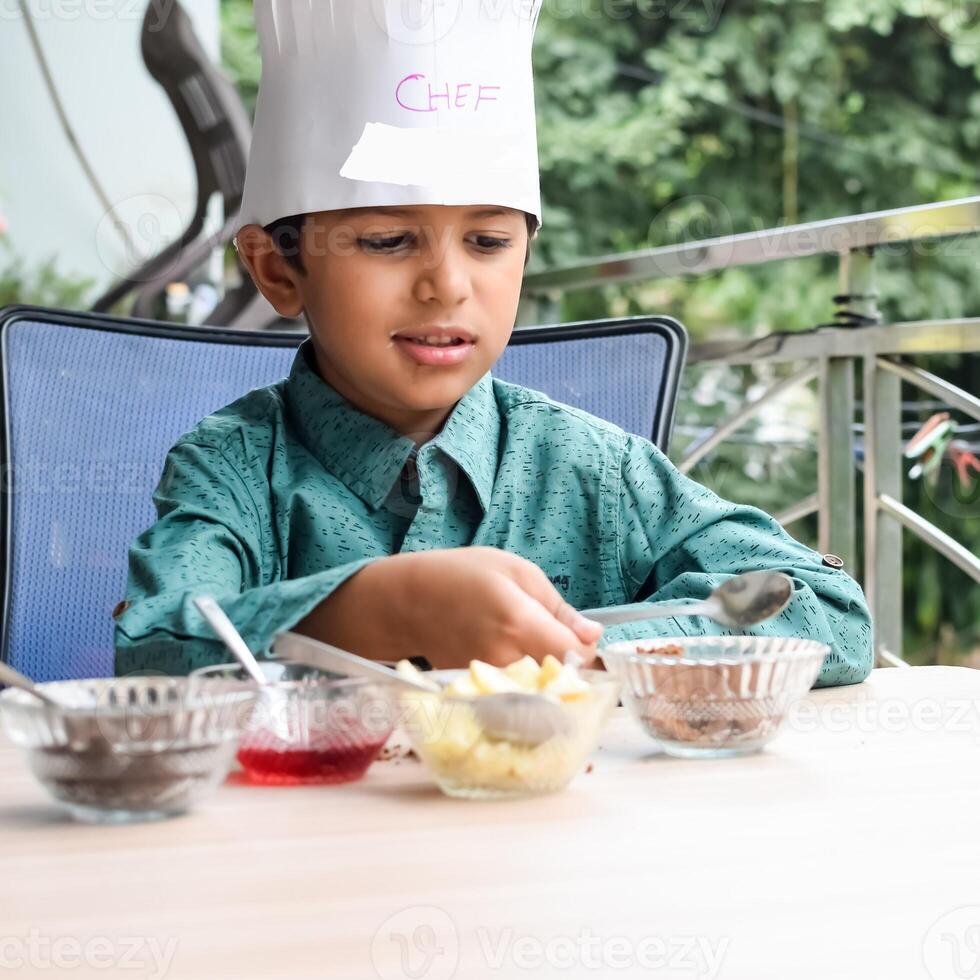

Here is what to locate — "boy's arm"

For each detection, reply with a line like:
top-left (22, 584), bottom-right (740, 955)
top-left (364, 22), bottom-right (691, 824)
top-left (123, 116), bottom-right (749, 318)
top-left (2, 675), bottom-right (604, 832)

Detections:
top-left (610, 434), bottom-right (873, 687)
top-left (113, 440), bottom-right (381, 676)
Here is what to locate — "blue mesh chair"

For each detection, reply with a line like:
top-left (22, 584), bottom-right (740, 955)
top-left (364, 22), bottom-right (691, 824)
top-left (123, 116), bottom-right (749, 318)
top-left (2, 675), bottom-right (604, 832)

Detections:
top-left (0, 306), bottom-right (686, 681)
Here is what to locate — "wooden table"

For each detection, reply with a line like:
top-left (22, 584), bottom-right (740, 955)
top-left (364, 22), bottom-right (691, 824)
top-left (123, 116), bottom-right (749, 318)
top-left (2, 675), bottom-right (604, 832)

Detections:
top-left (1, 666), bottom-right (979, 980)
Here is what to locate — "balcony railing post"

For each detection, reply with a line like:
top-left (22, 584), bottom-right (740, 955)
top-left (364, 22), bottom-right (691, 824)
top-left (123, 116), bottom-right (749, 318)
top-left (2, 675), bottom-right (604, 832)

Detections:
top-left (862, 355), bottom-right (905, 664)
top-left (818, 356), bottom-right (857, 571)
top-left (835, 247), bottom-right (880, 326)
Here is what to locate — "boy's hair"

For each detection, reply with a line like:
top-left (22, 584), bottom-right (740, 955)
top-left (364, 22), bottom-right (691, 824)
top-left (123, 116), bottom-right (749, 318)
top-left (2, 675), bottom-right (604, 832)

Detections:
top-left (263, 211), bottom-right (540, 273)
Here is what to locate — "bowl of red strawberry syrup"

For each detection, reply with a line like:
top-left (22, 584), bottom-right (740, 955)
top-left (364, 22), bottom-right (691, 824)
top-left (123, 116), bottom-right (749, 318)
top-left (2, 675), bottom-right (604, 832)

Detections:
top-left (191, 660), bottom-right (395, 785)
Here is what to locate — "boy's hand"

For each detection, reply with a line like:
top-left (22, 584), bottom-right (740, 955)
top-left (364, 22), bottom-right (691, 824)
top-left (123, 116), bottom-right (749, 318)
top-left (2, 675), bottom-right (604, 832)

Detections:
top-left (297, 546), bottom-right (603, 669)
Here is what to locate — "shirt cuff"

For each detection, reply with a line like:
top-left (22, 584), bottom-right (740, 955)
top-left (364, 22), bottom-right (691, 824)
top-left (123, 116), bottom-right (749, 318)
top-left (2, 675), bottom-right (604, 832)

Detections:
top-left (114, 557), bottom-right (383, 676)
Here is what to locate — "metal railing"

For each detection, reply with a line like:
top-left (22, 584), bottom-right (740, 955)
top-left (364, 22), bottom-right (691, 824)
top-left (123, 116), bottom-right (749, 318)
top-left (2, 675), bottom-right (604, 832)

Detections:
top-left (520, 196), bottom-right (980, 667)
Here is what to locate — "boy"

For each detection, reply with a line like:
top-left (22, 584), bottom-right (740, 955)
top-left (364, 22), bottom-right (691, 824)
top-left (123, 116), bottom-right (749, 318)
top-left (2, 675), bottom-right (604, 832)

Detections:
top-left (114, 0), bottom-right (872, 686)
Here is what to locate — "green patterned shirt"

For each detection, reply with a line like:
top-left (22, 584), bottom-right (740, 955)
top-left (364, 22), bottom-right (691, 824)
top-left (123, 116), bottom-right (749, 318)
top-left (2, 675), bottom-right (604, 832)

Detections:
top-left (114, 340), bottom-right (872, 685)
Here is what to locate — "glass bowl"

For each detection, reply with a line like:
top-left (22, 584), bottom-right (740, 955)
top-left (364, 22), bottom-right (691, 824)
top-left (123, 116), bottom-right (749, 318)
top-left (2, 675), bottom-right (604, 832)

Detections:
top-left (398, 668), bottom-right (621, 800)
top-left (191, 661), bottom-right (395, 785)
top-left (601, 636), bottom-right (828, 758)
top-left (0, 676), bottom-right (259, 823)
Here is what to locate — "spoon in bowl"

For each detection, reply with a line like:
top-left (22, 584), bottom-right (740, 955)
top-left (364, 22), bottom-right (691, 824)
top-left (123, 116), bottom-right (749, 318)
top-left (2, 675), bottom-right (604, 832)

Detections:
top-left (273, 631), bottom-right (571, 747)
top-left (195, 596), bottom-right (567, 744)
top-left (581, 570), bottom-right (794, 629)
top-left (0, 662), bottom-right (71, 710)
top-left (194, 596), bottom-right (270, 686)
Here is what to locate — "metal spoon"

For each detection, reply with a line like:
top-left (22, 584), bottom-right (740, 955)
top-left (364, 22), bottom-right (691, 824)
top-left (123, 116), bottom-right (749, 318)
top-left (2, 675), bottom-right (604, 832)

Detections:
top-left (272, 630), bottom-right (440, 693)
top-left (581, 570), bottom-right (794, 629)
top-left (193, 596), bottom-right (270, 686)
top-left (273, 631), bottom-right (570, 747)
top-left (0, 661), bottom-right (70, 710)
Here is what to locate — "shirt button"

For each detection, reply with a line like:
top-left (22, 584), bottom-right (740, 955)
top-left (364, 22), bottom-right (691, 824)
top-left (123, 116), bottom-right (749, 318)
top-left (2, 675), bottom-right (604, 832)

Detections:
top-left (821, 554), bottom-right (845, 570)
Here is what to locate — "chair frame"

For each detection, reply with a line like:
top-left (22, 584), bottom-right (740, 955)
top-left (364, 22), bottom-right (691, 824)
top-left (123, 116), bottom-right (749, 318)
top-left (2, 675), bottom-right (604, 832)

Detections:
top-left (0, 304), bottom-right (686, 666)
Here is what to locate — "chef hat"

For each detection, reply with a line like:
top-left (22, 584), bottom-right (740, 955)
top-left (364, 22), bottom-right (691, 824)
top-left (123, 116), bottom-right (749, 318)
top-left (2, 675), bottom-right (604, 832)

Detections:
top-left (239, 0), bottom-right (544, 230)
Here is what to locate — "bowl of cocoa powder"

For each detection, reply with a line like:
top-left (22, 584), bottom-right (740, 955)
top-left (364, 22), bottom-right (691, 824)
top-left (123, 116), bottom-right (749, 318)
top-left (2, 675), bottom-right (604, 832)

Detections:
top-left (600, 636), bottom-right (827, 758)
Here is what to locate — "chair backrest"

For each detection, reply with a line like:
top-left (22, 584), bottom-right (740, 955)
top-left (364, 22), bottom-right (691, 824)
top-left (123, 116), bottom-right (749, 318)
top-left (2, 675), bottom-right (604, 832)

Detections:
top-left (0, 307), bottom-right (686, 681)
top-left (500, 316), bottom-right (686, 452)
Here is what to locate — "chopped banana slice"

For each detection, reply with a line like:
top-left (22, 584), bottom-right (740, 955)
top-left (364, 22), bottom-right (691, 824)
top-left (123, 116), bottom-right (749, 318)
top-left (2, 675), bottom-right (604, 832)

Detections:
top-left (469, 659), bottom-right (523, 695)
top-left (503, 654), bottom-right (541, 689)
top-left (542, 663), bottom-right (591, 701)
top-left (395, 653), bottom-right (592, 704)
top-left (444, 675), bottom-right (480, 698)
top-left (537, 654), bottom-right (564, 688)
top-left (395, 659), bottom-right (424, 683)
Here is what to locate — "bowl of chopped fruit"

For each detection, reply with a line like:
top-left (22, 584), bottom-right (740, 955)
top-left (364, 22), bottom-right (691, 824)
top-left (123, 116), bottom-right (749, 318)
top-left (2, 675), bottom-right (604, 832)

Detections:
top-left (395, 655), bottom-right (620, 800)
top-left (600, 636), bottom-right (828, 758)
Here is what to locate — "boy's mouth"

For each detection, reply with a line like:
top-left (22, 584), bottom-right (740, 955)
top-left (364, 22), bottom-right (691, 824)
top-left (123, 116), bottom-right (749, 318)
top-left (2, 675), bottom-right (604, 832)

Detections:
top-left (392, 326), bottom-right (477, 367)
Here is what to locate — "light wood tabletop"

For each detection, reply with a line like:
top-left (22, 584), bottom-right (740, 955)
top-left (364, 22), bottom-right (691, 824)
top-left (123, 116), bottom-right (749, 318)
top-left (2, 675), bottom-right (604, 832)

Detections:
top-left (1, 666), bottom-right (979, 980)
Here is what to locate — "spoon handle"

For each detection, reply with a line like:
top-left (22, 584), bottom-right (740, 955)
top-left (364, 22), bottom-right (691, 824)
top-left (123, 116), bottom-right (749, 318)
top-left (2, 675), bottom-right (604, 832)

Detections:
top-left (0, 662), bottom-right (61, 708)
top-left (273, 631), bottom-right (438, 693)
top-left (193, 596), bottom-right (268, 686)
top-left (580, 599), bottom-right (712, 627)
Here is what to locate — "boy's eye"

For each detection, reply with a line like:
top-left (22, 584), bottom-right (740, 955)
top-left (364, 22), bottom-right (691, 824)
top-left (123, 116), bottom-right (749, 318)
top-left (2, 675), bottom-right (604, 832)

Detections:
top-left (468, 235), bottom-right (512, 252)
top-left (357, 234), bottom-right (416, 254)
top-left (356, 233), bottom-right (512, 254)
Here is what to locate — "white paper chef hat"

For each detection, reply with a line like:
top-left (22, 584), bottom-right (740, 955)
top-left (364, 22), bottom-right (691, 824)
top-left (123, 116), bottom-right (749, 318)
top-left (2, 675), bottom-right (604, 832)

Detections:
top-left (239, 0), bottom-right (544, 230)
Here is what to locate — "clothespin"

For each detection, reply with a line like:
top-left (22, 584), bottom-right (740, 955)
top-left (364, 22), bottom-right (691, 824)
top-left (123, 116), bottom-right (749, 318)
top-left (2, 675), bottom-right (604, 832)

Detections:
top-left (905, 412), bottom-right (956, 481)
top-left (947, 441), bottom-right (980, 491)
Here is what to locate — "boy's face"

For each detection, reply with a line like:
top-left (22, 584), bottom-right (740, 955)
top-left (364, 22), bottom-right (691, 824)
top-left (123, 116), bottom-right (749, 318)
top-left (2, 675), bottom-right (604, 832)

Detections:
top-left (237, 204), bottom-right (529, 439)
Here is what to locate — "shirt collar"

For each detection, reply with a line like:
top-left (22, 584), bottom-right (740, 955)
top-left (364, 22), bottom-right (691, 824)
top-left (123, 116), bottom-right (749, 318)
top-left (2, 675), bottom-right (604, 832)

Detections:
top-left (284, 340), bottom-right (500, 513)
top-left (432, 368), bottom-right (500, 514)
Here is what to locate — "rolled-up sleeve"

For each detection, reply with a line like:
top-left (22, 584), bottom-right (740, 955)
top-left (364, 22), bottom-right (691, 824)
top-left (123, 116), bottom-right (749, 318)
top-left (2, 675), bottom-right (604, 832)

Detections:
top-left (607, 434), bottom-right (873, 687)
top-left (113, 440), bottom-right (380, 676)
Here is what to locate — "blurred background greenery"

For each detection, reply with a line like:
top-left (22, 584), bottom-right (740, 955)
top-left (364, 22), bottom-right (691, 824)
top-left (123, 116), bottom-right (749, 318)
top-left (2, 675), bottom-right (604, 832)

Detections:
top-left (5, 0), bottom-right (978, 663)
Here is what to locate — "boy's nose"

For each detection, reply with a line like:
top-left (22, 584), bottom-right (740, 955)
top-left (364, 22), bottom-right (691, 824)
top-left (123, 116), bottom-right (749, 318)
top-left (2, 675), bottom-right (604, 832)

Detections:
top-left (412, 249), bottom-right (473, 307)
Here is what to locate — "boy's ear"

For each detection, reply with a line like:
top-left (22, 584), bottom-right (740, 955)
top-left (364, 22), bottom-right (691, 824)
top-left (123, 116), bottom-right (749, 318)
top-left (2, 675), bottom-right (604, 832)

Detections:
top-left (234, 223), bottom-right (305, 318)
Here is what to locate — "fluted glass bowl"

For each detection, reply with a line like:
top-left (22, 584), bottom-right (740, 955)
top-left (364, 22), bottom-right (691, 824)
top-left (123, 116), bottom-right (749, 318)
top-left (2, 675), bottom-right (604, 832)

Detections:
top-left (0, 677), bottom-right (259, 823)
top-left (398, 668), bottom-right (621, 800)
top-left (601, 636), bottom-right (828, 758)
top-left (192, 661), bottom-right (395, 785)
